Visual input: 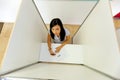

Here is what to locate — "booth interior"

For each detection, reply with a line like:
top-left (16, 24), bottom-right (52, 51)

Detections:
top-left (0, 0), bottom-right (120, 80)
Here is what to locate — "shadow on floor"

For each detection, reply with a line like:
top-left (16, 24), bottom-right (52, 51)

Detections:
top-left (0, 22), bottom-right (4, 34)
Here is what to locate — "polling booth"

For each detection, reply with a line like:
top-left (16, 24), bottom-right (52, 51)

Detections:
top-left (0, 0), bottom-right (120, 80)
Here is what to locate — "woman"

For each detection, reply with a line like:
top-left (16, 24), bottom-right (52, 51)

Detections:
top-left (47, 18), bottom-right (70, 56)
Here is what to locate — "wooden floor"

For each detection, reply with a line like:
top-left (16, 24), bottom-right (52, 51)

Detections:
top-left (0, 23), bottom-right (14, 67)
top-left (114, 18), bottom-right (120, 29)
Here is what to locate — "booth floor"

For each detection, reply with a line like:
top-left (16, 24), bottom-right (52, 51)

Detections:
top-left (2, 63), bottom-right (113, 80)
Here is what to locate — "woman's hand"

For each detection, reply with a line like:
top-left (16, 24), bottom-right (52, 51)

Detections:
top-left (55, 46), bottom-right (62, 53)
top-left (55, 35), bottom-right (70, 53)
top-left (49, 49), bottom-right (56, 56)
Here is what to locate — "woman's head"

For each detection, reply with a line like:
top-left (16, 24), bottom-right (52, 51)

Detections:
top-left (50, 18), bottom-right (65, 41)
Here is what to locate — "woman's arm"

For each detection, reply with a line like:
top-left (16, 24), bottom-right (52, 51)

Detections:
top-left (55, 35), bottom-right (70, 53)
top-left (61, 35), bottom-right (70, 47)
top-left (47, 33), bottom-right (56, 55)
top-left (47, 33), bottom-right (52, 50)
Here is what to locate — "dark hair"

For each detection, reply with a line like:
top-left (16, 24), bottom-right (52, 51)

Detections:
top-left (50, 18), bottom-right (65, 41)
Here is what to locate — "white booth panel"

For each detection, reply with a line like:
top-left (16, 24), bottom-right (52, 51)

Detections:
top-left (0, 0), bottom-right (47, 74)
top-left (39, 43), bottom-right (83, 64)
top-left (33, 0), bottom-right (98, 24)
top-left (73, 0), bottom-right (120, 79)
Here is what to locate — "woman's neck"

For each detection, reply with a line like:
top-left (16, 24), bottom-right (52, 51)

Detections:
top-left (56, 34), bottom-right (60, 37)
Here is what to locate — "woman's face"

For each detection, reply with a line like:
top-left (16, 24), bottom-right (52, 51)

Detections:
top-left (51, 25), bottom-right (61, 36)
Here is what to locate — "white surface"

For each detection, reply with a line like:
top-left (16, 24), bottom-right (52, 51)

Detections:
top-left (73, 0), bottom-right (120, 79)
top-left (0, 0), bottom-right (47, 74)
top-left (0, 0), bottom-right (22, 22)
top-left (4, 63), bottom-right (112, 80)
top-left (33, 0), bottom-right (97, 24)
top-left (39, 43), bottom-right (83, 64)
top-left (110, 0), bottom-right (120, 16)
